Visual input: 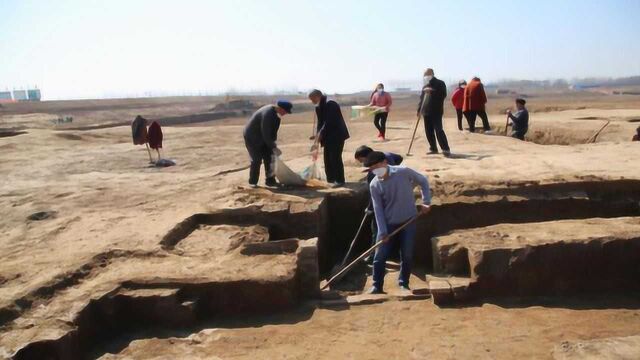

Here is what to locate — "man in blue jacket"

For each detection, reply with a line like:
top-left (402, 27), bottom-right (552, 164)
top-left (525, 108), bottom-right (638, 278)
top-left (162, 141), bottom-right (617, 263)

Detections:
top-left (243, 100), bottom-right (292, 187)
top-left (366, 151), bottom-right (431, 294)
top-left (309, 89), bottom-right (350, 187)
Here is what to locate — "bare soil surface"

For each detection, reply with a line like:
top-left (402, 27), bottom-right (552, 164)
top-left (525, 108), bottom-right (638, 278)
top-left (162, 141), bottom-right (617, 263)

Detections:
top-left (1, 92), bottom-right (640, 358)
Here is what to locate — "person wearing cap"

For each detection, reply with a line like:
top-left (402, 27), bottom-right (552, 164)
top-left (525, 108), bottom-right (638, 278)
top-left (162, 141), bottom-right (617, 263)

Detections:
top-left (242, 100), bottom-right (292, 187)
top-left (451, 80), bottom-right (467, 131)
top-left (354, 145), bottom-right (403, 262)
top-left (308, 89), bottom-right (350, 187)
top-left (463, 77), bottom-right (492, 133)
top-left (417, 68), bottom-right (451, 156)
top-left (365, 151), bottom-right (431, 294)
top-left (506, 98), bottom-right (529, 140)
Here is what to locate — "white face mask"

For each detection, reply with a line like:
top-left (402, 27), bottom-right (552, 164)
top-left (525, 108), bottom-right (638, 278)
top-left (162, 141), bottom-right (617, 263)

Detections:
top-left (377, 88), bottom-right (383, 93)
top-left (372, 167), bottom-right (387, 178)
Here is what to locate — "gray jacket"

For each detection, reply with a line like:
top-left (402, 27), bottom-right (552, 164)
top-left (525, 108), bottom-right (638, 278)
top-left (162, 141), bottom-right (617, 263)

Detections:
top-left (243, 105), bottom-right (281, 149)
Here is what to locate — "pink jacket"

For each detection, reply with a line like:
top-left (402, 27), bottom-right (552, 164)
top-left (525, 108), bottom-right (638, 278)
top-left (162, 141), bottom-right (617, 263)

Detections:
top-left (370, 91), bottom-right (393, 112)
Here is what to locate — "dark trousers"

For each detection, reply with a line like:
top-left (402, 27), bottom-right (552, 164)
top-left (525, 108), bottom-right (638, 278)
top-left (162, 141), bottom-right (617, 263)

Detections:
top-left (511, 131), bottom-right (526, 140)
top-left (455, 108), bottom-right (467, 131)
top-left (373, 221), bottom-right (417, 290)
top-left (323, 141), bottom-right (345, 183)
top-left (423, 113), bottom-right (450, 152)
top-left (245, 141), bottom-right (274, 185)
top-left (465, 110), bottom-right (491, 132)
top-left (373, 112), bottom-right (388, 136)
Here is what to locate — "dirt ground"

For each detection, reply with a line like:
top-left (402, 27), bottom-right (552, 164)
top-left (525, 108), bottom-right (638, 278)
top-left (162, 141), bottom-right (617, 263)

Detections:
top-left (1, 91), bottom-right (640, 359)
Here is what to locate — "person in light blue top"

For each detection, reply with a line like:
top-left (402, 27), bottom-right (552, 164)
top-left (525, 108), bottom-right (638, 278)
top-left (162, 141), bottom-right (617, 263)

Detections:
top-left (365, 151), bottom-right (431, 294)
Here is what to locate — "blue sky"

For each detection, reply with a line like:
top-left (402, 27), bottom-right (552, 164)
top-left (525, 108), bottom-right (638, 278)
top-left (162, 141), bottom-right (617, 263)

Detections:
top-left (1, 0), bottom-right (639, 100)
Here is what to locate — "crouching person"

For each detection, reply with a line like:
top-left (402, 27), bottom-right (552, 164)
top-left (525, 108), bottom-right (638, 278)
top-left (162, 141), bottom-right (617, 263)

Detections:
top-left (507, 98), bottom-right (529, 140)
top-left (365, 151), bottom-right (431, 294)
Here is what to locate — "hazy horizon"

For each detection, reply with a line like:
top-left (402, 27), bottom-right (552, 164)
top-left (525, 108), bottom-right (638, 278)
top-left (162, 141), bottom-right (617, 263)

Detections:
top-left (1, 0), bottom-right (639, 100)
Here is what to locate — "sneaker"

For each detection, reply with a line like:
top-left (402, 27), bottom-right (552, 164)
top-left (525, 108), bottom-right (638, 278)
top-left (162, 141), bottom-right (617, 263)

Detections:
top-left (442, 150), bottom-right (451, 157)
top-left (484, 130), bottom-right (493, 135)
top-left (399, 285), bottom-right (412, 293)
top-left (366, 286), bottom-right (383, 294)
top-left (265, 179), bottom-right (279, 188)
top-left (249, 183), bottom-right (258, 189)
top-left (332, 182), bottom-right (345, 188)
top-left (426, 150), bottom-right (439, 155)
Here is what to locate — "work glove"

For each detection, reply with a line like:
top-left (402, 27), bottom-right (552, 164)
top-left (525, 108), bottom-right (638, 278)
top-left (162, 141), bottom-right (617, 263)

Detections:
top-left (273, 147), bottom-right (282, 156)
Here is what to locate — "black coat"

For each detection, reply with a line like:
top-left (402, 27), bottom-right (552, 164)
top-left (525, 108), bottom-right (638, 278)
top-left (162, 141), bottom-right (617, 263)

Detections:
top-left (417, 77), bottom-right (447, 116)
top-left (315, 95), bottom-right (350, 145)
top-left (243, 105), bottom-right (281, 149)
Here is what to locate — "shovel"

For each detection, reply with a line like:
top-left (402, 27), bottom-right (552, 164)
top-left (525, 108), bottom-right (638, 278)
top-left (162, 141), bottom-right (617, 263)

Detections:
top-left (321, 214), bottom-right (421, 290)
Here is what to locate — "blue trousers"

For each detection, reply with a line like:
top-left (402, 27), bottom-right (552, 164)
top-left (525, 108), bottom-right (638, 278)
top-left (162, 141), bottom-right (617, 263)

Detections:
top-left (372, 221), bottom-right (417, 291)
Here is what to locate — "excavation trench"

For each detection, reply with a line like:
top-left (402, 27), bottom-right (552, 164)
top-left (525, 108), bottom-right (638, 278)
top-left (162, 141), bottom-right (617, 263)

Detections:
top-left (10, 179), bottom-right (640, 359)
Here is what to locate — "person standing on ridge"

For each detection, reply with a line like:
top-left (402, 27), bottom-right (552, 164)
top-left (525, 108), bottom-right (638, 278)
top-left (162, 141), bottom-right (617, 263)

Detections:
top-left (463, 77), bottom-right (492, 133)
top-left (243, 100), bottom-right (293, 188)
top-left (451, 80), bottom-right (467, 131)
top-left (368, 83), bottom-right (393, 141)
top-left (308, 89), bottom-right (350, 187)
top-left (417, 68), bottom-right (451, 156)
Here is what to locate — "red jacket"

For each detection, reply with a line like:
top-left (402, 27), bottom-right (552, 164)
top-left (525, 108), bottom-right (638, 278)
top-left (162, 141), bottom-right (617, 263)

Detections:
top-left (451, 87), bottom-right (464, 110)
top-left (463, 79), bottom-right (487, 112)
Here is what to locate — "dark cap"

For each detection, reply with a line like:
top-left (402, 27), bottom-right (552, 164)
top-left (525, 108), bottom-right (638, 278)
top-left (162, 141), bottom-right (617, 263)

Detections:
top-left (276, 100), bottom-right (293, 114)
top-left (364, 151), bottom-right (387, 167)
top-left (354, 145), bottom-right (373, 160)
top-left (515, 98), bottom-right (526, 105)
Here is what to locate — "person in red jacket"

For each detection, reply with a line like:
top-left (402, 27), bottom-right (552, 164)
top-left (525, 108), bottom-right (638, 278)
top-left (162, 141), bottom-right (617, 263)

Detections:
top-left (450, 80), bottom-right (467, 131)
top-left (463, 77), bottom-right (492, 133)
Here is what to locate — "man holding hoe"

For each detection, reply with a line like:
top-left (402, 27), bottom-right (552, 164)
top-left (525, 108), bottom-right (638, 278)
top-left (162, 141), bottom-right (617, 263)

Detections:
top-left (365, 151), bottom-right (432, 294)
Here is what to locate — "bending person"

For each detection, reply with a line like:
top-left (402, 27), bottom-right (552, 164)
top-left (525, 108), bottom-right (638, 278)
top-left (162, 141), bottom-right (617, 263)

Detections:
top-left (242, 100), bottom-right (292, 188)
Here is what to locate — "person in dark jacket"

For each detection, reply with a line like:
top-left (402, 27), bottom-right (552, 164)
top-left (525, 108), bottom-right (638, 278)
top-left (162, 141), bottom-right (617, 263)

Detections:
top-left (309, 89), bottom-right (350, 187)
top-left (417, 68), bottom-right (451, 156)
top-left (506, 98), bottom-right (529, 140)
top-left (354, 145), bottom-right (403, 263)
top-left (633, 126), bottom-right (640, 142)
top-left (243, 100), bottom-right (292, 187)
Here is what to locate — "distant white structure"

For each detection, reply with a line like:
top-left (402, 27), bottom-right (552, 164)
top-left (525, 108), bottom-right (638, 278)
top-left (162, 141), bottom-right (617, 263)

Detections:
top-left (13, 90), bottom-right (27, 101)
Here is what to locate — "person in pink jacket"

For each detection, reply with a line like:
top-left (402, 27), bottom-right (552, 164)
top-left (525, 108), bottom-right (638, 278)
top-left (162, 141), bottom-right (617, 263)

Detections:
top-left (368, 83), bottom-right (393, 140)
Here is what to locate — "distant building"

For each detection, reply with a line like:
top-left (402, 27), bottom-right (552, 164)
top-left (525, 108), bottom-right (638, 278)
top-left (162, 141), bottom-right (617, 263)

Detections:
top-left (27, 89), bottom-right (41, 101)
top-left (0, 91), bottom-right (12, 102)
top-left (13, 90), bottom-right (28, 101)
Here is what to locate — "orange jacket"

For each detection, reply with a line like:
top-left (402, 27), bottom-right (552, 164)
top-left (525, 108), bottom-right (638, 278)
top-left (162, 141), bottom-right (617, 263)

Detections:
top-left (463, 79), bottom-right (487, 112)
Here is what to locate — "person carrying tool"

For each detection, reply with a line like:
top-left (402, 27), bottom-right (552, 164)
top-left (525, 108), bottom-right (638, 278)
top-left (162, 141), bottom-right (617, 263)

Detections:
top-left (368, 83), bottom-right (393, 141)
top-left (308, 89), bottom-right (350, 187)
top-left (463, 77), bottom-right (492, 133)
top-left (506, 98), bottom-right (529, 140)
top-left (243, 100), bottom-right (293, 188)
top-left (451, 80), bottom-right (467, 131)
top-left (365, 151), bottom-right (431, 294)
top-left (417, 68), bottom-right (451, 156)
top-left (354, 145), bottom-right (403, 263)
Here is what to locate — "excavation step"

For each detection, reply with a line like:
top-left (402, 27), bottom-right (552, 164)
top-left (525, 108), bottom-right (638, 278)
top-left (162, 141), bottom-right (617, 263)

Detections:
top-left (432, 217), bottom-right (640, 296)
top-left (425, 275), bottom-right (473, 306)
top-left (318, 289), bottom-right (430, 308)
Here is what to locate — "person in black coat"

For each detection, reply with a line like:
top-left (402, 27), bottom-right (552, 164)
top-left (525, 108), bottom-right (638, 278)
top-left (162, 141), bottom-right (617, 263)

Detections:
top-left (417, 68), bottom-right (451, 156)
top-left (243, 100), bottom-right (292, 187)
top-left (308, 89), bottom-right (350, 187)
